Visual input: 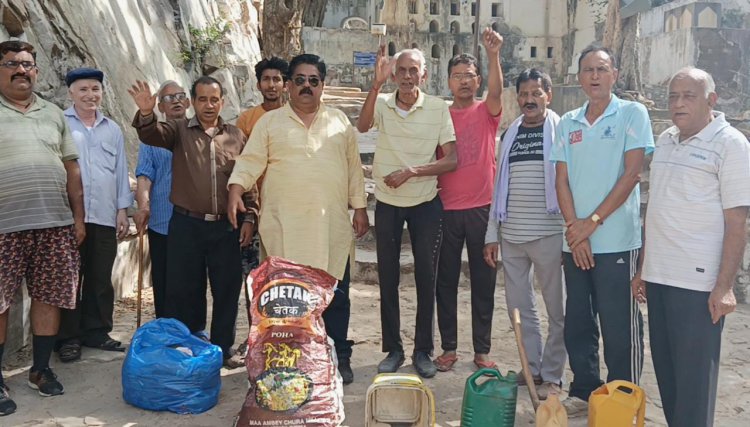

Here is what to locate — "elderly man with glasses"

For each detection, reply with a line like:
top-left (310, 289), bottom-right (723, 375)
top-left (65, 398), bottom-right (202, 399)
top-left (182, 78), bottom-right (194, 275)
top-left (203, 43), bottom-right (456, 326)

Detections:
top-left (133, 81), bottom-right (198, 319)
top-left (357, 46), bottom-right (457, 378)
top-left (228, 53), bottom-right (368, 384)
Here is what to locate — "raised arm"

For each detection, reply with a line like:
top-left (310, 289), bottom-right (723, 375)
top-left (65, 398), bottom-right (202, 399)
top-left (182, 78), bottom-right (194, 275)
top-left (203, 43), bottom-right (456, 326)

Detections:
top-left (482, 28), bottom-right (504, 116)
top-left (357, 44), bottom-right (392, 133)
top-left (128, 80), bottom-right (177, 149)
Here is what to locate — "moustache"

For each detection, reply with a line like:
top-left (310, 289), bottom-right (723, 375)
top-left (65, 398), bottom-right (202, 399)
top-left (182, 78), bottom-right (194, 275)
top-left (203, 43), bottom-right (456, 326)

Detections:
top-left (523, 103), bottom-right (537, 109)
top-left (299, 88), bottom-right (313, 96)
top-left (11, 74), bottom-right (30, 82)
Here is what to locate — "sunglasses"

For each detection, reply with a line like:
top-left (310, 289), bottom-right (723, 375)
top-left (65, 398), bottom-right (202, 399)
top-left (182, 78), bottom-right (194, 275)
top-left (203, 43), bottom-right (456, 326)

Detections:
top-left (0, 61), bottom-right (36, 71)
top-left (292, 75), bottom-right (321, 88)
top-left (160, 92), bottom-right (187, 103)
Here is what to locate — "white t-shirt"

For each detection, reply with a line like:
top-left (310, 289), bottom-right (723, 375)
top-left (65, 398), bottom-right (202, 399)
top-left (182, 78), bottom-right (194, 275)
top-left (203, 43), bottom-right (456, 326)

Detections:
top-left (642, 112), bottom-right (750, 292)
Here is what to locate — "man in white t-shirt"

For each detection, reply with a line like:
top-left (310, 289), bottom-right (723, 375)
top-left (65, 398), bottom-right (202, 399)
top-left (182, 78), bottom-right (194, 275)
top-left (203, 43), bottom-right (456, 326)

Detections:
top-left (632, 67), bottom-right (750, 427)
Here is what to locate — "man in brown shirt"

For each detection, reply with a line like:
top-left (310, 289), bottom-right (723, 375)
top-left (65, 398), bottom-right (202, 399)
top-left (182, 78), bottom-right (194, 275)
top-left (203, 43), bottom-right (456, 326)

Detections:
top-left (129, 76), bottom-right (256, 368)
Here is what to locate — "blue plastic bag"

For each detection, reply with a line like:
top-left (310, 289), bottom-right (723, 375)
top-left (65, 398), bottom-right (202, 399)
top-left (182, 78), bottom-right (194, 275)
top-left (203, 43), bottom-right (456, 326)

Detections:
top-left (122, 318), bottom-right (223, 414)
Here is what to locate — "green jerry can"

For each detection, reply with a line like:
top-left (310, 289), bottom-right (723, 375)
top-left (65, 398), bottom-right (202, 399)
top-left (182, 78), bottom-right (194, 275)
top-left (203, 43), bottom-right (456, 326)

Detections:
top-left (460, 368), bottom-right (518, 427)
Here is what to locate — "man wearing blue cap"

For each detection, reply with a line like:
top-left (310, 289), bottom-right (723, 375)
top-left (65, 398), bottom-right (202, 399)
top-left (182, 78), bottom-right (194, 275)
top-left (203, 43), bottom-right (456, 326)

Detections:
top-left (56, 67), bottom-right (133, 363)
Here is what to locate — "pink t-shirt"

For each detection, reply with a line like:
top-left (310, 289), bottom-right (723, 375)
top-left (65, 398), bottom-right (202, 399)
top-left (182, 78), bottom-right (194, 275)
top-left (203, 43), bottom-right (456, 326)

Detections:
top-left (438, 101), bottom-right (500, 210)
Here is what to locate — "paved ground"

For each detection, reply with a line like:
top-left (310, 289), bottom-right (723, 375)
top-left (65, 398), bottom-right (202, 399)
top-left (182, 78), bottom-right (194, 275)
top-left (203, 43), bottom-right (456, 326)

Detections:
top-left (2, 280), bottom-right (750, 426)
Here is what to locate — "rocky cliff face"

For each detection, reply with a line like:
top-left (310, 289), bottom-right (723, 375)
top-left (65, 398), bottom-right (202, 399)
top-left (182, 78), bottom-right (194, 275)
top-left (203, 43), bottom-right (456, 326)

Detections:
top-left (0, 0), bottom-right (262, 162)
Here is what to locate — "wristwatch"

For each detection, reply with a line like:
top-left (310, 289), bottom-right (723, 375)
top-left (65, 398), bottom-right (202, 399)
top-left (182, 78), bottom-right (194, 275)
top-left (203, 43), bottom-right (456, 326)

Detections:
top-left (591, 213), bottom-right (603, 225)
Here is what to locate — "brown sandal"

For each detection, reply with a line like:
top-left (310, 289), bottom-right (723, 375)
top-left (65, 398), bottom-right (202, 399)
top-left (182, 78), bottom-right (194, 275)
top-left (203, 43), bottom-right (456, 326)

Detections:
top-left (434, 353), bottom-right (459, 372)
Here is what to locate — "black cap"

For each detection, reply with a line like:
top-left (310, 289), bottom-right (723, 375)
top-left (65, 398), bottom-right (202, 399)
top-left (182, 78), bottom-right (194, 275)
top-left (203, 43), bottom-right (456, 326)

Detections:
top-left (65, 67), bottom-right (104, 87)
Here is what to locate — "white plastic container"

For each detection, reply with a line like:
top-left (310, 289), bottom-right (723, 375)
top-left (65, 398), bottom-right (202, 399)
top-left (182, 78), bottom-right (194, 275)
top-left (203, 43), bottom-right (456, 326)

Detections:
top-left (365, 374), bottom-right (435, 427)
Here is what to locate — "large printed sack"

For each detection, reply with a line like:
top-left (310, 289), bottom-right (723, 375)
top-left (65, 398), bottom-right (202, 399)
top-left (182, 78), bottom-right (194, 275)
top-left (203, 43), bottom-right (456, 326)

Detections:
top-left (235, 256), bottom-right (345, 427)
top-left (122, 318), bottom-right (223, 414)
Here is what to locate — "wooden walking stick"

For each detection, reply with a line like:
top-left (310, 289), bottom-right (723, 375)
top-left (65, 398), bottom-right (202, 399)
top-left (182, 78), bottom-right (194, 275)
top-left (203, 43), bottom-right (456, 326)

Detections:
top-left (513, 308), bottom-right (541, 411)
top-left (136, 231), bottom-right (144, 328)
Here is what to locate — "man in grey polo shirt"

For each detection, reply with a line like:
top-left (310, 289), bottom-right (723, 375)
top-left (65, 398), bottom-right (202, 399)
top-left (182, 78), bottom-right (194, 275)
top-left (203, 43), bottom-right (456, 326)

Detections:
top-left (632, 67), bottom-right (750, 427)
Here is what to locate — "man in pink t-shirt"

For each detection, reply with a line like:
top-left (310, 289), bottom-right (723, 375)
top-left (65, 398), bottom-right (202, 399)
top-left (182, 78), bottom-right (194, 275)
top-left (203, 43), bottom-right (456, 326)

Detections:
top-left (434, 28), bottom-right (503, 372)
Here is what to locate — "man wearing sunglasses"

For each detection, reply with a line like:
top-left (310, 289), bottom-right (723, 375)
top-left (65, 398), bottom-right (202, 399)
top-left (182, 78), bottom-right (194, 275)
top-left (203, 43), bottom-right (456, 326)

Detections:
top-left (228, 54), bottom-right (368, 385)
top-left (129, 76), bottom-right (258, 370)
top-left (0, 41), bottom-right (85, 414)
top-left (357, 46), bottom-right (457, 379)
top-left (133, 81), bottom-right (197, 320)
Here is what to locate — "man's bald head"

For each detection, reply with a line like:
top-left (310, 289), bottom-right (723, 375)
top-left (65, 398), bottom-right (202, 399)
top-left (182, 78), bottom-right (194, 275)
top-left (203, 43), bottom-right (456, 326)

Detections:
top-left (668, 67), bottom-right (716, 98)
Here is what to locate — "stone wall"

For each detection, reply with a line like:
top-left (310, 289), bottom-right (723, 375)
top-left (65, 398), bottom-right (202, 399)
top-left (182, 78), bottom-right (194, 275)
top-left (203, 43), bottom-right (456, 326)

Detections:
top-left (1, 0), bottom-right (262, 355)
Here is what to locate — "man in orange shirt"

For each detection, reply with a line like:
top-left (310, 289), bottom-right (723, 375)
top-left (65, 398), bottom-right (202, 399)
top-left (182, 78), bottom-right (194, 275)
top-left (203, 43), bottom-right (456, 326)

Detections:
top-left (237, 57), bottom-right (289, 138)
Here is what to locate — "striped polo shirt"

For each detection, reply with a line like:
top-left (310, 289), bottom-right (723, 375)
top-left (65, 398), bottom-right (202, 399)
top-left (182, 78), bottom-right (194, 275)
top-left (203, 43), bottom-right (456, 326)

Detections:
top-left (372, 89), bottom-right (456, 207)
top-left (643, 113), bottom-right (750, 292)
top-left (0, 95), bottom-right (79, 234)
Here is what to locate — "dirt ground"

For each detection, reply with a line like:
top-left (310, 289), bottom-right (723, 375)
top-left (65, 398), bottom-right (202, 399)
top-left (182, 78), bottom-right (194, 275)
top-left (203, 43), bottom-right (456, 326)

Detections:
top-left (2, 279), bottom-right (750, 427)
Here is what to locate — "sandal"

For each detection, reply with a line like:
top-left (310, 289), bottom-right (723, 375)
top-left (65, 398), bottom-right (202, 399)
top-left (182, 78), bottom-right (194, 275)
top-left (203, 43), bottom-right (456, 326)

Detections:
top-left (83, 336), bottom-right (126, 352)
top-left (58, 340), bottom-right (82, 363)
top-left (433, 353), bottom-right (459, 372)
top-left (473, 356), bottom-right (498, 371)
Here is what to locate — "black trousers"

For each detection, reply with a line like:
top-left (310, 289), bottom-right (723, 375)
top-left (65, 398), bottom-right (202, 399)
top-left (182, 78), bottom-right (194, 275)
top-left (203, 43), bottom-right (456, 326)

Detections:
top-left (323, 259), bottom-right (352, 360)
top-left (148, 229), bottom-right (206, 320)
top-left (647, 282), bottom-right (723, 427)
top-left (58, 223), bottom-right (117, 343)
top-left (436, 205), bottom-right (496, 354)
top-left (164, 212), bottom-right (242, 355)
top-left (375, 197), bottom-right (443, 354)
top-left (562, 250), bottom-right (644, 401)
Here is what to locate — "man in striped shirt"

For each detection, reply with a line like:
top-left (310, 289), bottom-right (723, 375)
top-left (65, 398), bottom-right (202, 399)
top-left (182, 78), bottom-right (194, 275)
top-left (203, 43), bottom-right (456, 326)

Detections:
top-left (0, 40), bottom-right (85, 413)
top-left (357, 46), bottom-right (457, 378)
top-left (633, 68), bottom-right (750, 427)
top-left (484, 68), bottom-right (565, 399)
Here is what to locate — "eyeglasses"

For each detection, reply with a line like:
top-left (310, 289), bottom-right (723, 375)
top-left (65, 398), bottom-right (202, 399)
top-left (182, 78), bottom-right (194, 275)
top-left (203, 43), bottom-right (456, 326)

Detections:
top-left (450, 73), bottom-right (478, 81)
top-left (292, 75), bottom-right (321, 87)
top-left (395, 68), bottom-right (421, 77)
top-left (160, 92), bottom-right (187, 103)
top-left (0, 61), bottom-right (36, 71)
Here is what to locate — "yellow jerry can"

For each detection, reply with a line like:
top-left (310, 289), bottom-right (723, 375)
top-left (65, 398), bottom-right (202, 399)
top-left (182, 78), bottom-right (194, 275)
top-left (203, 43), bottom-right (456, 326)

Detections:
top-left (588, 380), bottom-right (645, 427)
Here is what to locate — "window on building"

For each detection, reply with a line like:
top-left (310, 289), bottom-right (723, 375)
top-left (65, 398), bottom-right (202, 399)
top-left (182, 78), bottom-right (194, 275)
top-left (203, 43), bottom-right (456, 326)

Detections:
top-left (388, 42), bottom-right (396, 56)
top-left (450, 21), bottom-right (460, 34)
top-left (429, 20), bottom-right (439, 33)
top-left (451, 0), bottom-right (460, 15)
top-left (432, 44), bottom-right (441, 59)
top-left (471, 22), bottom-right (476, 34)
top-left (408, 0), bottom-right (417, 14)
top-left (492, 2), bottom-right (502, 17)
top-left (530, 46), bottom-right (537, 58)
top-left (547, 47), bottom-right (553, 58)
top-left (471, 2), bottom-right (476, 16)
top-left (430, 0), bottom-right (439, 15)
top-left (453, 44), bottom-right (460, 56)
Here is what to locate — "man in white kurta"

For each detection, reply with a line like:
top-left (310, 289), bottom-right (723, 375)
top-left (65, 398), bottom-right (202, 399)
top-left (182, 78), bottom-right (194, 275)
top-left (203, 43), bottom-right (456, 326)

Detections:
top-left (228, 54), bottom-right (368, 384)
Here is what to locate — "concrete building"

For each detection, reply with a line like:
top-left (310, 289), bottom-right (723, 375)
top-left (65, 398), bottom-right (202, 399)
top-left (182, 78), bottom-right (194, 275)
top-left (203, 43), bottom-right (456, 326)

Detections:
top-left (303, 0), bottom-right (749, 108)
